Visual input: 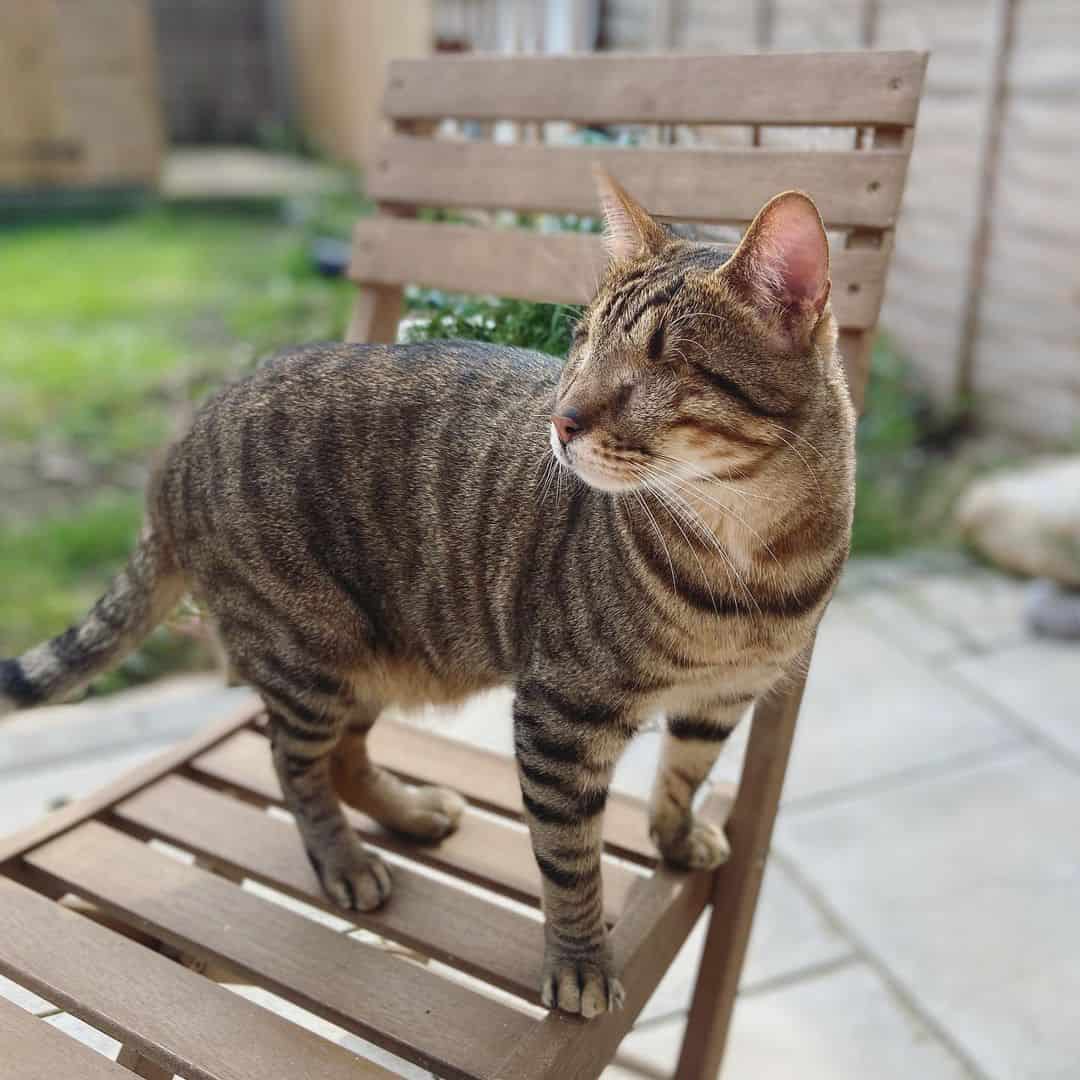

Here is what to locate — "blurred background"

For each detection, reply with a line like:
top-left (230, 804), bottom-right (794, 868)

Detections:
top-left (1, 2), bottom-right (1077, 1078)
top-left (2, 0), bottom-right (1078, 690)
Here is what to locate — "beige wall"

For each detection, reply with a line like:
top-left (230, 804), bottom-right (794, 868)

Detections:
top-left (0, 0), bottom-right (163, 189)
top-left (285, 0), bottom-right (433, 169)
top-left (600, 0), bottom-right (1080, 443)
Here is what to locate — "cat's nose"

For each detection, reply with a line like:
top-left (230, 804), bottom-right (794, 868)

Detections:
top-left (552, 410), bottom-right (584, 446)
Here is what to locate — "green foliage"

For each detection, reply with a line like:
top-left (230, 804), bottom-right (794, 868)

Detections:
top-left (852, 336), bottom-right (942, 554)
top-left (0, 492), bottom-right (143, 653)
top-left (405, 290), bottom-right (582, 358)
top-left (0, 181), bottom-right (370, 686)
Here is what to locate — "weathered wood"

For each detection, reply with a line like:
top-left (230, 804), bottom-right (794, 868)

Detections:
top-left (383, 52), bottom-right (928, 127)
top-left (113, 773), bottom-right (547, 1001)
top-left (28, 822), bottom-right (535, 1080)
top-left (116, 1045), bottom-right (173, 1080)
top-left (367, 719), bottom-right (692, 864)
top-left (189, 729), bottom-right (647, 922)
top-left (493, 788), bottom-right (730, 1080)
top-left (839, 328), bottom-right (873, 413)
top-left (345, 282), bottom-right (404, 344)
top-left (368, 137), bottom-right (911, 228)
top-left (350, 218), bottom-right (890, 329)
top-left (676, 649), bottom-right (814, 1080)
top-left (0, 994), bottom-right (132, 1079)
top-left (0, 876), bottom-right (394, 1080)
top-left (955, 0), bottom-right (1018, 400)
top-left (0, 702), bottom-right (257, 866)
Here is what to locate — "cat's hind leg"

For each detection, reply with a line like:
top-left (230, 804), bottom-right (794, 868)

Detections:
top-left (331, 708), bottom-right (465, 843)
top-left (266, 698), bottom-right (393, 911)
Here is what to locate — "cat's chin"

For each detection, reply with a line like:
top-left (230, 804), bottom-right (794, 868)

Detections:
top-left (562, 458), bottom-right (641, 493)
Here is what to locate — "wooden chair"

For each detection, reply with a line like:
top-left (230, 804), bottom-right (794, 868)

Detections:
top-left (0, 51), bottom-right (925, 1080)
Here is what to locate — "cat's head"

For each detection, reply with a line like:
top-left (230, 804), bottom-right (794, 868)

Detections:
top-left (550, 168), bottom-right (837, 493)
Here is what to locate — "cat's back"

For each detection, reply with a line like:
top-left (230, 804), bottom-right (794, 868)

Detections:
top-left (202, 339), bottom-right (559, 432)
top-left (154, 339), bottom-right (561, 552)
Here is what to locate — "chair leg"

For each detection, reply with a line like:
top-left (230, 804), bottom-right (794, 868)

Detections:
top-left (675, 647), bottom-right (814, 1079)
top-left (116, 1044), bottom-right (173, 1079)
top-left (346, 283), bottom-right (404, 344)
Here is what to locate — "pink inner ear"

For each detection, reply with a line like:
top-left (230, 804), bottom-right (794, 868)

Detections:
top-left (756, 196), bottom-right (829, 309)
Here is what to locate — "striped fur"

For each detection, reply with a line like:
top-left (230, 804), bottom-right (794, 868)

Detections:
top-left (0, 177), bottom-right (854, 1018)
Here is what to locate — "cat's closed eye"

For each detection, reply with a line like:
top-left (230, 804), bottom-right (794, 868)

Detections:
top-left (646, 320), bottom-right (665, 360)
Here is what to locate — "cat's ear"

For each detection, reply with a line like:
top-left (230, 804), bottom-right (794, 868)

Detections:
top-left (593, 166), bottom-right (669, 262)
top-left (722, 190), bottom-right (831, 350)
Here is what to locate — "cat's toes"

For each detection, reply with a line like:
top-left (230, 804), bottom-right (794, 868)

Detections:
top-left (654, 818), bottom-right (730, 871)
top-left (310, 843), bottom-right (392, 911)
top-left (394, 785), bottom-right (466, 842)
top-left (541, 948), bottom-right (625, 1020)
top-left (414, 784), bottom-right (466, 826)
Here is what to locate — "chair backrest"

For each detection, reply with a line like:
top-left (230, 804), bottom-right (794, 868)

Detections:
top-left (348, 50), bottom-right (928, 411)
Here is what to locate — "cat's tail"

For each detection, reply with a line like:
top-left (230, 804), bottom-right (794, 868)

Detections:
top-left (0, 526), bottom-right (185, 718)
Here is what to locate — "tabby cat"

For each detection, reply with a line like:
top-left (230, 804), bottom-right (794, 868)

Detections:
top-left (0, 171), bottom-right (855, 1018)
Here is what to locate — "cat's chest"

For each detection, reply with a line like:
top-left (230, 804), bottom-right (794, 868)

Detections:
top-left (645, 655), bottom-right (787, 720)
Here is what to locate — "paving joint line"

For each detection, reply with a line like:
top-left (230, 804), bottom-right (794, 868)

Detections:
top-left (771, 849), bottom-right (993, 1080)
top-left (936, 660), bottom-right (1080, 774)
top-left (779, 738), bottom-right (1032, 818)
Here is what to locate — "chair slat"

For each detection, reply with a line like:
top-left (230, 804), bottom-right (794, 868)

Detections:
top-left (189, 730), bottom-right (646, 922)
top-left (369, 720), bottom-right (668, 863)
top-left (0, 995), bottom-right (131, 1080)
top-left (350, 218), bottom-right (888, 329)
top-left (0, 877), bottom-right (394, 1080)
top-left (368, 138), bottom-right (909, 229)
top-left (27, 822), bottom-right (535, 1080)
top-left (384, 52), bottom-right (927, 127)
top-left (114, 774), bottom-right (545, 1001)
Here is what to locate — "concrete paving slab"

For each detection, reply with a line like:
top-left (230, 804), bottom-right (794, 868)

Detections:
top-left (618, 963), bottom-right (970, 1080)
top-left (0, 676), bottom-right (248, 777)
top-left (0, 973), bottom-right (54, 1016)
top-left (950, 638), bottom-right (1080, 761)
top-left (851, 586), bottom-right (966, 659)
top-left (778, 748), bottom-right (1080, 1080)
top-left (908, 573), bottom-right (1029, 653)
top-left (0, 743), bottom-right (171, 837)
top-left (639, 860), bottom-right (853, 1023)
top-left (162, 148), bottom-right (347, 200)
top-left (713, 599), bottom-right (1023, 804)
top-left (45, 1012), bottom-right (121, 1060)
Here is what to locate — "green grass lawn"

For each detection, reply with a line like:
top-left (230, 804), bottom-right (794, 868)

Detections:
top-left (1, 189), bottom-right (941, 694)
top-left (0, 194), bottom-right (364, 685)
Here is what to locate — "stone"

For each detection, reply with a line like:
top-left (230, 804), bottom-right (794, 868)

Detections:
top-left (1025, 578), bottom-right (1080, 640)
top-left (956, 456), bottom-right (1080, 585)
top-left (779, 748), bottom-right (1080, 1079)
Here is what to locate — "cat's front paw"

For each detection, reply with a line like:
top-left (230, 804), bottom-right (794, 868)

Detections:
top-left (652, 816), bottom-right (730, 871)
top-left (540, 942), bottom-right (625, 1019)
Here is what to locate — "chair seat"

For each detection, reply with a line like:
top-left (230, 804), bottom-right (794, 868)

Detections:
top-left (0, 703), bottom-right (733, 1080)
